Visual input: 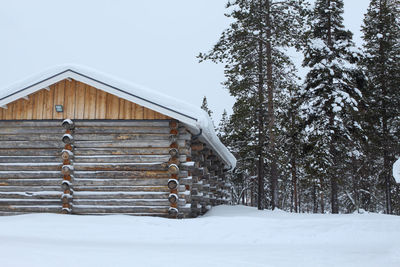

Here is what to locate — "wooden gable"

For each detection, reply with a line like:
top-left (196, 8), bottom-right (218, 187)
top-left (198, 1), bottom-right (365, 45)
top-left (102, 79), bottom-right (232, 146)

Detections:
top-left (0, 79), bottom-right (170, 120)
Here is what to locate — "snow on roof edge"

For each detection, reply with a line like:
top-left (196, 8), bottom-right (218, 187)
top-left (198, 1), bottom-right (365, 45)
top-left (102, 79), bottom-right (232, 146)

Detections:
top-left (0, 64), bottom-right (236, 170)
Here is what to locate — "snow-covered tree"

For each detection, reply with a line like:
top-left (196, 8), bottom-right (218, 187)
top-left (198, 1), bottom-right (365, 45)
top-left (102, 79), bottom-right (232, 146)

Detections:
top-left (201, 96), bottom-right (213, 117)
top-left (301, 0), bottom-right (360, 213)
top-left (199, 0), bottom-right (306, 210)
top-left (361, 0), bottom-right (400, 214)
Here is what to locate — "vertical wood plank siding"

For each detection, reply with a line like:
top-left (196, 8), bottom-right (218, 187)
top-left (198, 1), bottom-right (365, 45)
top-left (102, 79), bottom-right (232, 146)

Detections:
top-left (0, 79), bottom-right (170, 120)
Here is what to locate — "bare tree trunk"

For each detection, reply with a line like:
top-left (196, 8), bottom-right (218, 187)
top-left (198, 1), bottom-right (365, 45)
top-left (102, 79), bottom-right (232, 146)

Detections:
top-left (256, 0), bottom-right (265, 210)
top-left (378, 0), bottom-right (392, 215)
top-left (313, 182), bottom-right (318, 213)
top-left (291, 107), bottom-right (298, 213)
top-left (265, 0), bottom-right (278, 210)
top-left (320, 184), bottom-right (325, 214)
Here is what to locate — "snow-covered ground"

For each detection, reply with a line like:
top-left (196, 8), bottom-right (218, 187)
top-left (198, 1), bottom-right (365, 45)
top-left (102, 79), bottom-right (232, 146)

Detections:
top-left (0, 206), bottom-right (399, 267)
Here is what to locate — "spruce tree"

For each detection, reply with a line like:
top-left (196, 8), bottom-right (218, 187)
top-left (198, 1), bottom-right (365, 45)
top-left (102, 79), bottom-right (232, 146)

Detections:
top-left (199, 0), bottom-right (306, 210)
top-left (361, 0), bottom-right (400, 214)
top-left (201, 96), bottom-right (213, 117)
top-left (301, 0), bottom-right (360, 213)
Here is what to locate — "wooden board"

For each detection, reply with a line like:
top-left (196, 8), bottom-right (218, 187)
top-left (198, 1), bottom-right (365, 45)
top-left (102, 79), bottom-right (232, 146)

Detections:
top-left (0, 79), bottom-right (170, 120)
top-left (0, 119), bottom-right (181, 216)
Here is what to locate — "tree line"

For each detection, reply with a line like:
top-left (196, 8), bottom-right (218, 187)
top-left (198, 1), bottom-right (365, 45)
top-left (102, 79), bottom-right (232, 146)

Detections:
top-left (198, 0), bottom-right (400, 214)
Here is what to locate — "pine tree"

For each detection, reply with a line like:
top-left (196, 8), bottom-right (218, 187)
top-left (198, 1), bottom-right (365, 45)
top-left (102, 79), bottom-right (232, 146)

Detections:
top-left (200, 96), bottom-right (215, 129)
top-left (361, 0), bottom-right (400, 214)
top-left (301, 0), bottom-right (360, 213)
top-left (218, 109), bottom-right (229, 139)
top-left (199, 0), bottom-right (306, 210)
top-left (201, 96), bottom-right (213, 117)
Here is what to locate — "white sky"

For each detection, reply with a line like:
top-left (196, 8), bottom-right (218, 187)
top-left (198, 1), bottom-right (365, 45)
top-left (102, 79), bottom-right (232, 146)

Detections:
top-left (0, 0), bottom-right (370, 123)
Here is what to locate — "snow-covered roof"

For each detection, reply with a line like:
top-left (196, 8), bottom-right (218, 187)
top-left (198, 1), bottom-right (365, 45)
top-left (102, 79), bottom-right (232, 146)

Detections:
top-left (0, 64), bottom-right (236, 170)
top-left (393, 158), bottom-right (400, 183)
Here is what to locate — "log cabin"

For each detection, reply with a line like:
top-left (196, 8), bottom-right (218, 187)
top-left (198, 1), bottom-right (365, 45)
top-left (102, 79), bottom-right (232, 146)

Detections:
top-left (0, 65), bottom-right (236, 218)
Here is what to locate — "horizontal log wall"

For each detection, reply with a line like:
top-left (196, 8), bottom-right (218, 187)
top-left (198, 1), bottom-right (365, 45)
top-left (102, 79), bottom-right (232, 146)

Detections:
top-left (0, 121), bottom-right (63, 215)
top-left (70, 120), bottom-right (186, 216)
top-left (0, 119), bottom-right (232, 217)
top-left (0, 79), bottom-right (170, 120)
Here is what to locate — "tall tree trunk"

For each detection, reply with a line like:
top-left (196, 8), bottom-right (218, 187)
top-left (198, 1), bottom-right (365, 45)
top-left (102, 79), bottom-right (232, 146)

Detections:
top-left (313, 182), bottom-right (318, 213)
top-left (379, 0), bottom-right (391, 214)
top-left (265, 0), bottom-right (278, 210)
top-left (352, 158), bottom-right (360, 212)
top-left (290, 105), bottom-right (298, 213)
top-left (329, 113), bottom-right (339, 213)
top-left (327, 0), bottom-right (339, 214)
top-left (257, 0), bottom-right (265, 210)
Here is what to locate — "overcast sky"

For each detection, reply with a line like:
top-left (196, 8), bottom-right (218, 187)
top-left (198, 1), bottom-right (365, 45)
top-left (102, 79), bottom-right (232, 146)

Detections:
top-left (0, 0), bottom-right (370, 123)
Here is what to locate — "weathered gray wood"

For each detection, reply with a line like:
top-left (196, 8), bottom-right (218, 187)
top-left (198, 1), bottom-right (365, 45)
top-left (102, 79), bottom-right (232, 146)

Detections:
top-left (72, 206), bottom-right (169, 214)
top-left (61, 165), bottom-right (73, 175)
top-left (169, 148), bottom-right (179, 157)
top-left (73, 163), bottom-right (168, 172)
top-left (74, 120), bottom-right (171, 127)
top-left (73, 147), bottom-right (190, 156)
top-left (62, 150), bottom-right (73, 160)
top-left (0, 149), bottom-right (60, 156)
top-left (0, 119), bottom-right (204, 217)
top-left (73, 192), bottom-right (169, 199)
top-left (73, 185), bottom-right (168, 192)
top-left (74, 127), bottom-right (171, 134)
top-left (0, 134), bottom-right (64, 141)
top-left (0, 192), bottom-right (61, 199)
top-left (0, 156), bottom-right (61, 163)
top-left (0, 179), bottom-right (62, 186)
top-left (0, 163), bottom-right (61, 171)
top-left (74, 155), bottom-right (170, 163)
top-left (0, 127), bottom-right (65, 134)
top-left (0, 206), bottom-right (61, 212)
top-left (74, 133), bottom-right (173, 141)
top-left (0, 199), bottom-right (61, 205)
top-left (168, 164), bottom-right (179, 174)
top-left (73, 140), bottom-right (172, 148)
top-left (73, 170), bottom-right (170, 179)
top-left (0, 171), bottom-right (61, 179)
top-left (167, 179), bottom-right (178, 190)
top-left (61, 181), bottom-right (71, 191)
top-left (168, 194), bottom-right (178, 204)
top-left (0, 141), bottom-right (63, 149)
top-left (62, 134), bottom-right (73, 144)
top-left (78, 212), bottom-right (169, 217)
top-left (0, 186), bottom-right (62, 192)
top-left (74, 178), bottom-right (168, 186)
top-left (73, 199), bottom-right (170, 206)
top-left (0, 120), bottom-right (62, 127)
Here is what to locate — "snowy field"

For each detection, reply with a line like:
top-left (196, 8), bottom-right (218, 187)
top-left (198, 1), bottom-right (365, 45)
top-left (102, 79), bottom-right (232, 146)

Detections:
top-left (0, 206), bottom-right (399, 267)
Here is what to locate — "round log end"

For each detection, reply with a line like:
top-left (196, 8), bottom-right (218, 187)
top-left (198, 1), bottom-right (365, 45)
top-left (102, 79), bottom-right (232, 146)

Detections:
top-left (61, 165), bottom-right (73, 175)
top-left (61, 150), bottom-right (73, 160)
top-left (168, 207), bottom-right (178, 217)
top-left (168, 148), bottom-right (179, 158)
top-left (62, 134), bottom-right (73, 144)
top-left (62, 119), bottom-right (75, 130)
top-left (61, 207), bottom-right (72, 214)
top-left (61, 181), bottom-right (71, 191)
top-left (168, 194), bottom-right (178, 204)
top-left (168, 164), bottom-right (179, 174)
top-left (167, 179), bottom-right (179, 190)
